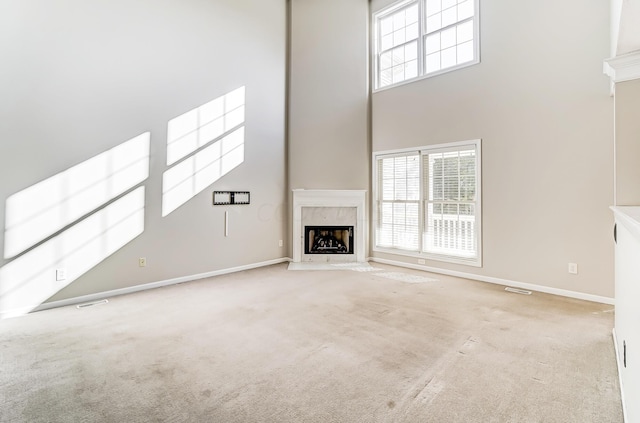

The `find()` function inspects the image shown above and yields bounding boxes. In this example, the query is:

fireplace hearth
[305,226,354,254]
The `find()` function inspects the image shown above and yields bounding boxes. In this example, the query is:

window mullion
[379,38,420,56]
[418,148,425,252]
[426,16,474,36]
[377,1,418,22]
[373,142,481,266]
[417,0,425,78]
[376,14,383,89]
[374,0,479,90]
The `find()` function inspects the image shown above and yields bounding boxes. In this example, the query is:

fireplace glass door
[304,226,354,254]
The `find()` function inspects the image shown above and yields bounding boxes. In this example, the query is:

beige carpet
[0,263,622,422]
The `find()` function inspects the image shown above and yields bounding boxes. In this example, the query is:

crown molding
[604,50,640,83]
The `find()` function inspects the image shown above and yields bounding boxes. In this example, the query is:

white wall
[611,0,623,56]
[615,0,640,56]
[288,0,369,191]
[370,0,615,298]
[0,0,618,315]
[0,0,287,314]
[615,79,640,205]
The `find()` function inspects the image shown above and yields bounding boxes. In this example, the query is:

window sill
[373,58,480,94]
[372,246,482,268]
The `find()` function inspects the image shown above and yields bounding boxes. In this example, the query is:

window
[373,0,479,90]
[373,140,481,266]
[377,2,420,87]
[377,154,421,250]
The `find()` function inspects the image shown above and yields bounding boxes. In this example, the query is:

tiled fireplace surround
[292,189,366,263]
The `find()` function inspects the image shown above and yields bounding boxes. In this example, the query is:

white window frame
[374,151,422,252]
[372,139,482,267]
[372,0,480,92]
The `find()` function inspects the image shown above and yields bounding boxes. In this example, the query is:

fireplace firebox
[304,226,354,254]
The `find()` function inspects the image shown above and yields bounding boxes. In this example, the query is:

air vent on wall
[504,287,532,295]
[76,299,109,309]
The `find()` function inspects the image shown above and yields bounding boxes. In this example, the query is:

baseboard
[32,256,613,315]
[612,328,628,422]
[368,257,615,305]
[33,257,291,314]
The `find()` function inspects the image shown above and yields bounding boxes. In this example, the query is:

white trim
[373,246,481,267]
[613,94,617,204]
[604,50,640,83]
[612,328,629,423]
[372,139,482,267]
[611,206,640,241]
[292,189,367,263]
[15,255,615,318]
[369,257,615,305]
[374,138,480,157]
[372,0,420,91]
[373,59,479,93]
[28,258,290,315]
[372,0,481,92]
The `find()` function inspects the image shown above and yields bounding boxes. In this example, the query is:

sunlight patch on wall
[162,87,246,217]
[4,133,150,259]
[167,86,245,166]
[0,187,145,319]
[162,127,245,217]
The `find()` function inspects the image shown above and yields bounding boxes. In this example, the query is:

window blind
[374,140,481,266]
[423,148,477,258]
[377,154,420,251]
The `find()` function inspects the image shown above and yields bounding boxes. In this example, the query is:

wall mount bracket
[213,191,250,205]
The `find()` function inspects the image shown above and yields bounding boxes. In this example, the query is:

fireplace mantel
[292,189,366,263]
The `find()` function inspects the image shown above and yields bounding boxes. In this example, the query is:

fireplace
[305,226,354,255]
[292,189,366,263]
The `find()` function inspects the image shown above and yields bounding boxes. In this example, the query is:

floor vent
[505,287,532,295]
[76,299,109,309]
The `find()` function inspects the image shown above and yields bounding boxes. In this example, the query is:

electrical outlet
[568,263,578,274]
[418,259,426,265]
[279,239,283,247]
[139,257,147,267]
[55,268,67,281]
